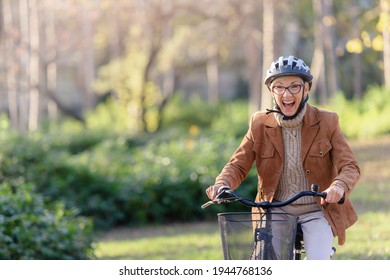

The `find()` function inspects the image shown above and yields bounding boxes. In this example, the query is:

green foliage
[92,41,165,133]
[327,86,390,139]
[0,98,254,231]
[162,94,249,137]
[0,133,126,230]
[0,183,94,260]
[161,95,220,128]
[85,99,137,134]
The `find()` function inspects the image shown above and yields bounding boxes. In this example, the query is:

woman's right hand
[205,185,230,200]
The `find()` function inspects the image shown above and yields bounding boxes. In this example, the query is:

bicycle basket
[218,212,298,260]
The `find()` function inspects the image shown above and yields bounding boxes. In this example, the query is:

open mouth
[282,100,295,109]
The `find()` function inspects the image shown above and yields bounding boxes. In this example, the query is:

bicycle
[202,184,342,260]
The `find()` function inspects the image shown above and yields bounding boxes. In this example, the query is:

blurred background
[0,0,389,260]
[0,0,389,133]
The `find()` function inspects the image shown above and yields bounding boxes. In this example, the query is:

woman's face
[270,76,309,117]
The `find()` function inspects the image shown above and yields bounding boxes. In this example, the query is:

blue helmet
[264,55,313,88]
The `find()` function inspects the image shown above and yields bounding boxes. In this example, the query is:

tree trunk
[19,0,30,132]
[350,6,363,98]
[80,2,96,111]
[44,0,59,121]
[207,44,219,104]
[322,0,339,97]
[140,44,161,132]
[28,0,40,131]
[381,0,390,89]
[261,0,275,112]
[156,0,176,131]
[3,0,19,129]
[311,0,327,104]
[242,2,261,116]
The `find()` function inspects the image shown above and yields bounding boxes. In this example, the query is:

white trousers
[265,209,334,260]
[298,210,334,260]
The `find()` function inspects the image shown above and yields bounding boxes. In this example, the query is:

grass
[332,135,390,259]
[95,135,390,260]
[94,222,223,260]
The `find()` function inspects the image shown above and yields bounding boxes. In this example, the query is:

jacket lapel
[264,114,284,160]
[301,104,320,162]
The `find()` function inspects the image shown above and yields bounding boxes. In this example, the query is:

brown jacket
[215,104,360,245]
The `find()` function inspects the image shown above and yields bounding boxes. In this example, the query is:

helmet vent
[264,55,313,86]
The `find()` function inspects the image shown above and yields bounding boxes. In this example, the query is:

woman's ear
[304,82,310,93]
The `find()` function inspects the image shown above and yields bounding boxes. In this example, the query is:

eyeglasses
[271,84,304,95]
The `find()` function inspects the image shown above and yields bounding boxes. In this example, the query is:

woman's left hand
[322,182,345,204]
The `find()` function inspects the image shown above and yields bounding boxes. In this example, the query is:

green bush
[327,86,390,139]
[5,124,253,227]
[0,183,94,260]
[0,132,127,229]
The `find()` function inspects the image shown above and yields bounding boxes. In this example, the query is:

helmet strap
[266,92,309,120]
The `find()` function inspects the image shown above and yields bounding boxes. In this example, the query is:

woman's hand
[205,185,229,200]
[322,182,345,204]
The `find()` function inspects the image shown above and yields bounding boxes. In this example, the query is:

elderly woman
[206,55,360,259]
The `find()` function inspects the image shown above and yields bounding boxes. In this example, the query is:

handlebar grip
[313,184,344,204]
[319,191,327,198]
[319,191,345,204]
[201,201,214,209]
[338,193,345,204]
[217,185,230,194]
[201,186,231,209]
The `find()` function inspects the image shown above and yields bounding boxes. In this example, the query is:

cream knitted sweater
[273,106,321,216]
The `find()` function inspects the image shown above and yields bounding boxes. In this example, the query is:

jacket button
[319,151,324,157]
[305,169,311,174]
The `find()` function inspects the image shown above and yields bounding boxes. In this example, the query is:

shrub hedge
[0,183,94,259]
[0,126,255,230]
[0,100,255,231]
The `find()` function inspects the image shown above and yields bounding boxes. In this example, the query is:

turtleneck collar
[275,104,306,128]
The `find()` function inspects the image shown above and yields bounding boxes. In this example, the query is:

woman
[205,55,360,259]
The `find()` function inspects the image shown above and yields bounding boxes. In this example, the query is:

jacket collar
[264,113,279,128]
[264,103,319,127]
[303,103,320,127]
[264,104,320,161]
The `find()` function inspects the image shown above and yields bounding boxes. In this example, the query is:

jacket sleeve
[214,114,257,189]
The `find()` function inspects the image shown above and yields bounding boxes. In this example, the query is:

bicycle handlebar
[201,184,344,210]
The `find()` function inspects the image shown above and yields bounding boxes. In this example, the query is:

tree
[260,0,275,112]
[344,0,388,94]
[2,0,19,129]
[27,0,40,131]
[0,0,388,133]
[1,0,92,132]
[236,0,262,115]
[311,0,339,104]
[381,0,390,88]
[93,0,177,133]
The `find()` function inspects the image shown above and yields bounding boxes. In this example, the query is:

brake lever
[201,186,232,209]
[216,186,231,199]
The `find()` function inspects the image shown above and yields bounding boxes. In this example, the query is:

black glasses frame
[271,84,304,95]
